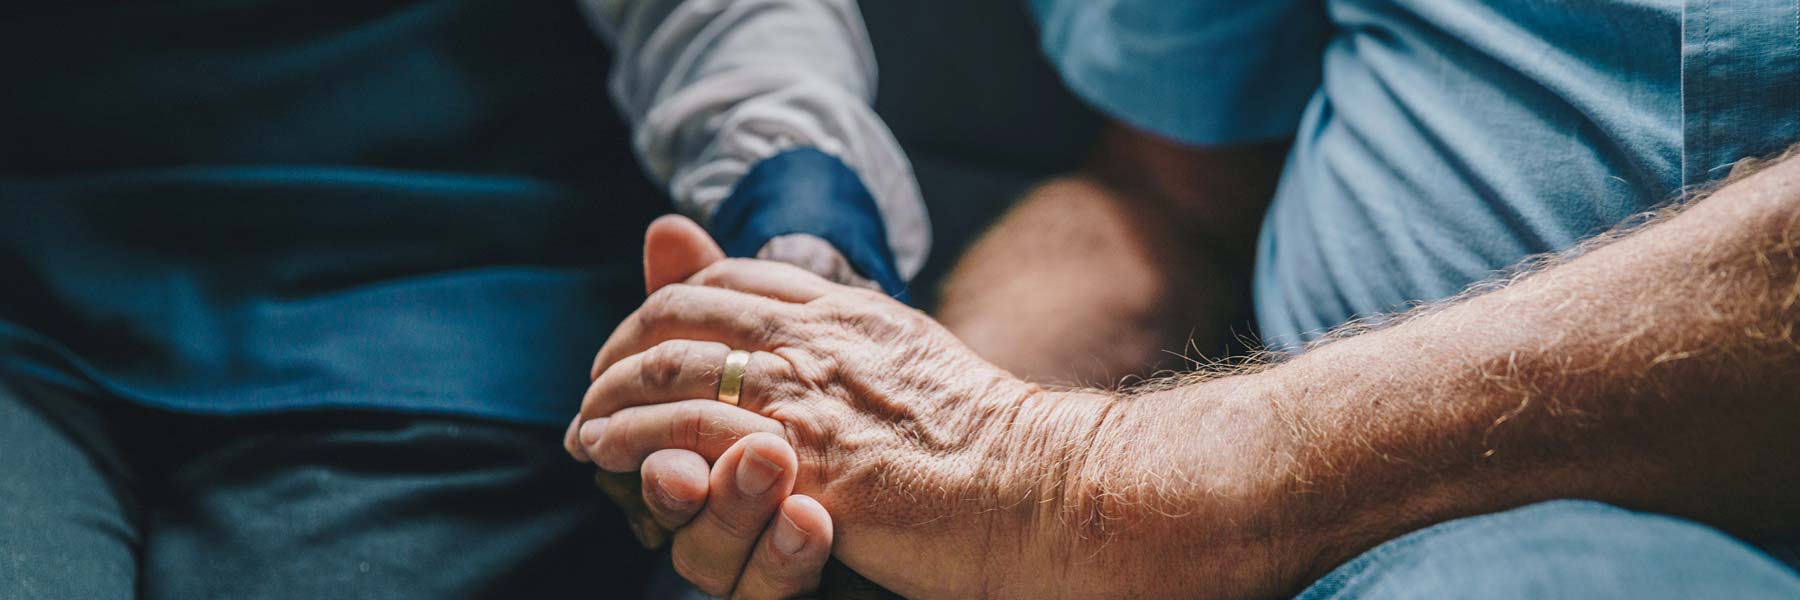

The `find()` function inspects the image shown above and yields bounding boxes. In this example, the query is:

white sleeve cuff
[581,0,930,279]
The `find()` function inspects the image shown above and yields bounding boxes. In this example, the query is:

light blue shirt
[1033,0,1800,348]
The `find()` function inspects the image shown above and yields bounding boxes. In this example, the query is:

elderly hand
[567,217,1308,599]
[563,223,1140,598]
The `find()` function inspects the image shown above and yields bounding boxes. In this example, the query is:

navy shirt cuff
[708,148,910,303]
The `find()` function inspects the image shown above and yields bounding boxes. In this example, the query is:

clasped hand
[561,215,1095,599]
[563,216,1301,600]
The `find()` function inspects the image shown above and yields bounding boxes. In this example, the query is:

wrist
[711,148,909,300]
[961,384,1121,596]
[1051,373,1324,598]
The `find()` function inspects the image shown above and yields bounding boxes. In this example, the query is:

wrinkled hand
[571,216,901,598]
[565,220,1113,599]
[589,223,873,546]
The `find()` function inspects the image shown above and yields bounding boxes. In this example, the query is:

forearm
[1273,150,1800,566]
[1047,151,1800,597]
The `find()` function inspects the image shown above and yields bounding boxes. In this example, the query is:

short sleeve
[1030,0,1330,145]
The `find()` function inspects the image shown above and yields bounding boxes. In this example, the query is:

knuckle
[639,341,690,392]
[767,355,801,386]
[642,286,676,314]
[744,311,788,343]
[670,404,706,451]
[774,348,833,392]
[641,285,689,327]
[593,425,629,468]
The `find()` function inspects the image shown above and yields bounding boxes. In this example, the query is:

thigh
[0,378,139,600]
[1297,500,1800,600]
[139,413,655,600]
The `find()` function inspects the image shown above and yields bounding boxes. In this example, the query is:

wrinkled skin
[566,217,1295,599]
[567,256,1089,597]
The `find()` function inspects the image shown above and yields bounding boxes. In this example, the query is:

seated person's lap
[0,377,653,599]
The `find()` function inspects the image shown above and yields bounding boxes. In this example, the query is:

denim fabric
[1296,500,1800,599]
[0,0,667,424]
[0,376,654,598]
[1031,1,1800,348]
[711,149,910,301]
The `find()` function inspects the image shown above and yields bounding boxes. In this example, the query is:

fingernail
[563,417,585,460]
[653,478,695,512]
[735,448,782,496]
[771,511,808,555]
[579,418,608,447]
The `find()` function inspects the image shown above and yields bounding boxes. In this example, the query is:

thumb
[643,214,726,293]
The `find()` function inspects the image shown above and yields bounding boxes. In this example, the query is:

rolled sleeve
[581,0,929,280]
[1031,0,1330,146]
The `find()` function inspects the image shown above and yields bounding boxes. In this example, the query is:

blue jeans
[1298,500,1800,599]
[0,376,656,599]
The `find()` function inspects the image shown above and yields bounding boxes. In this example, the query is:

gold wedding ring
[718,349,750,406]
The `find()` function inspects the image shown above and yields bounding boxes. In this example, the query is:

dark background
[859,0,1103,309]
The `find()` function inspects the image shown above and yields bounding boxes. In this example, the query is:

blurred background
[859,0,1100,308]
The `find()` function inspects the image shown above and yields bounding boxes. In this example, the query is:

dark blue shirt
[1,0,668,425]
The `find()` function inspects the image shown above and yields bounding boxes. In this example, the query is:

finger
[578,340,794,424]
[564,414,587,462]
[755,234,847,280]
[690,257,840,304]
[588,284,799,381]
[591,471,671,549]
[645,214,725,293]
[670,433,797,598]
[720,241,853,300]
[731,494,834,600]
[581,399,784,472]
[640,449,710,531]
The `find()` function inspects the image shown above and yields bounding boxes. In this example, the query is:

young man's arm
[580,0,927,294]
[936,123,1287,384]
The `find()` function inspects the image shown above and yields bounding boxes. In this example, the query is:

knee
[1299,500,1800,600]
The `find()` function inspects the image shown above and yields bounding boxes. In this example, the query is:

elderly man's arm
[1034,149,1800,595]
[936,123,1286,384]
[575,150,1800,598]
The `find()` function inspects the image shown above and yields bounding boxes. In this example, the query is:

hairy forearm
[1274,150,1800,567]
[1044,151,1800,597]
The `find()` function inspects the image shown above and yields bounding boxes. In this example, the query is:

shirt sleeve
[1030,0,1331,146]
[578,0,929,281]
